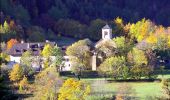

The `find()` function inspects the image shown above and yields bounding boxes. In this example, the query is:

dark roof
[102,24,111,29]
[8,42,56,56]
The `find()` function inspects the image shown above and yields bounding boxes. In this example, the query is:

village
[1,0,170,99]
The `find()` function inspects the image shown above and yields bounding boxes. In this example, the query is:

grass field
[83,79,162,100]
[82,73,170,100]
[61,71,170,100]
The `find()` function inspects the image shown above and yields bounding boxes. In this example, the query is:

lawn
[61,72,170,100]
[83,79,162,100]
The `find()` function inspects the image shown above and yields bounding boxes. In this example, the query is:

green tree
[98,56,128,79]
[20,50,35,76]
[52,45,63,71]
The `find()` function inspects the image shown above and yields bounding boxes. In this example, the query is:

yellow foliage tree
[42,44,53,58]
[19,76,29,91]
[58,78,90,100]
[9,64,23,82]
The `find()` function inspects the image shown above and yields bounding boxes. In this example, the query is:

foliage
[19,76,29,92]
[20,50,35,76]
[34,66,62,100]
[9,64,24,82]
[42,44,53,58]
[129,19,155,42]
[7,38,18,50]
[127,48,150,79]
[20,50,32,67]
[0,52,10,62]
[160,78,170,99]
[58,78,90,100]
[98,56,128,79]
[52,45,63,67]
[66,39,92,70]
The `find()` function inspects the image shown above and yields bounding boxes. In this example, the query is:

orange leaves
[7,38,18,50]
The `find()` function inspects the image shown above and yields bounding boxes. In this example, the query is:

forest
[1,0,170,41]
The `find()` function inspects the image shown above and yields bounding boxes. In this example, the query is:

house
[8,40,56,70]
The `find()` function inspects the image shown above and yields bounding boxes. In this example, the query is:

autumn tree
[58,78,90,100]
[34,66,63,100]
[7,38,18,50]
[42,44,53,68]
[66,39,92,70]
[127,48,149,79]
[3,21,10,33]
[19,76,29,92]
[129,19,155,42]
[9,64,24,82]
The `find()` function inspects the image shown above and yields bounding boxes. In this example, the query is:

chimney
[46,40,49,43]
[21,40,24,43]
[27,43,30,49]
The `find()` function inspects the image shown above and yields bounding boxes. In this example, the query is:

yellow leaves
[114,17,123,26]
[41,44,53,58]
[0,53,10,61]
[58,78,90,100]
[146,35,157,44]
[9,64,23,82]
[19,76,29,89]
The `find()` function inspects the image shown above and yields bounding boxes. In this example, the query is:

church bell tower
[102,24,112,40]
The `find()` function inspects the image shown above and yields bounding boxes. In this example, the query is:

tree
[98,56,128,79]
[20,50,35,76]
[20,50,32,67]
[9,64,23,82]
[52,45,63,70]
[3,21,10,33]
[66,39,92,70]
[34,66,62,100]
[58,78,90,100]
[19,76,29,92]
[127,48,149,79]
[112,36,131,56]
[42,44,53,58]
[7,38,18,50]
[129,19,155,42]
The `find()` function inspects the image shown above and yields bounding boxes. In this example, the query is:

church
[61,24,116,71]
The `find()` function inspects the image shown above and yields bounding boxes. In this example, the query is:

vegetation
[58,78,90,100]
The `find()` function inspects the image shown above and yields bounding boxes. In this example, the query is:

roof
[8,42,56,56]
[102,24,111,29]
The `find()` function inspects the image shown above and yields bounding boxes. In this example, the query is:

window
[104,31,108,38]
